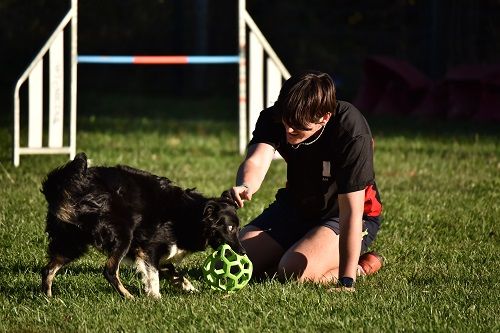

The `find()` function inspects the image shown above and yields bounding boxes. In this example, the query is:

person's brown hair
[276,70,336,130]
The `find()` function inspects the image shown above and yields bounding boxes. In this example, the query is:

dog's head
[203,190,246,254]
[41,152,89,223]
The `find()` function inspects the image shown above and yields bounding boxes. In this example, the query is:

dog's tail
[41,152,88,223]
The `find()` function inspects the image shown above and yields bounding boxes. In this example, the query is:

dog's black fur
[41,152,244,298]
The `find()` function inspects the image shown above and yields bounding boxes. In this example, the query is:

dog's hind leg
[103,236,134,299]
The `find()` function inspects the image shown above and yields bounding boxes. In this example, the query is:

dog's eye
[228,225,234,232]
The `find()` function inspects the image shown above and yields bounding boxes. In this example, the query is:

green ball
[202,244,253,292]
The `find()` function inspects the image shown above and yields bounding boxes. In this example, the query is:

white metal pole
[49,32,65,148]
[13,85,20,167]
[238,0,247,155]
[28,60,44,148]
[70,0,78,160]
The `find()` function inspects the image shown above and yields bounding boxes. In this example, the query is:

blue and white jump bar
[78,55,240,65]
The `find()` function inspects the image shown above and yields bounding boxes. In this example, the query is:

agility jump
[13,0,290,166]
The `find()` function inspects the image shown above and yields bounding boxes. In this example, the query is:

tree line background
[1,0,499,102]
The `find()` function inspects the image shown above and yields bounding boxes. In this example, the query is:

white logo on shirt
[322,161,331,181]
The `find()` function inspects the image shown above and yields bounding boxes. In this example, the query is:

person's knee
[277,252,308,281]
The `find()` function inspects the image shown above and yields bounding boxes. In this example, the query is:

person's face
[282,113,331,145]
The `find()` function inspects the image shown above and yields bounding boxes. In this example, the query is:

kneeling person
[231,70,383,290]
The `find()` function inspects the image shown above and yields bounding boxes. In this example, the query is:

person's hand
[230,184,252,208]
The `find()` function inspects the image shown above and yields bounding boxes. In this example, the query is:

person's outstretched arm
[231,143,275,207]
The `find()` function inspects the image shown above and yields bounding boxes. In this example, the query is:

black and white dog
[40,153,244,298]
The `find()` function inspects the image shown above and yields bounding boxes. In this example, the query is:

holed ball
[202,244,253,292]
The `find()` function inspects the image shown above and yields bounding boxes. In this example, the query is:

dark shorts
[247,191,381,253]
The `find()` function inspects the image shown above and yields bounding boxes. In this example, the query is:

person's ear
[320,112,332,125]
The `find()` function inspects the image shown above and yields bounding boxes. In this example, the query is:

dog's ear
[220,190,239,209]
[71,152,88,174]
[203,201,217,220]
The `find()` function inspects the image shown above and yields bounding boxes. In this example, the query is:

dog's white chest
[163,244,188,263]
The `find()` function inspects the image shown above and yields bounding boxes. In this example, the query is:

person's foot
[357,251,384,276]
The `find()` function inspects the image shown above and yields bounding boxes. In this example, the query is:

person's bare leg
[239,225,284,278]
[277,226,340,284]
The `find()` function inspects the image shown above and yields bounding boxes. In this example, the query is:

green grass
[0,92,499,332]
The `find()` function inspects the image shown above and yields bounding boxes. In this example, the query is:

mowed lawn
[0,92,498,332]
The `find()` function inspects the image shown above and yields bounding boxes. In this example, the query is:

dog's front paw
[146,290,162,299]
[143,281,161,299]
[181,277,198,292]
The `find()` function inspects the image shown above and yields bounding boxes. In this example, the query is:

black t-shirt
[249,100,382,220]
